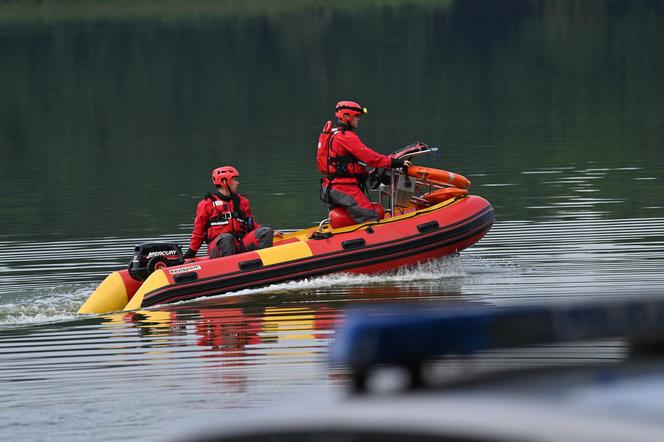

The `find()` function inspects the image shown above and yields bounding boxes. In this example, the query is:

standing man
[184,166,274,259]
[316,100,411,223]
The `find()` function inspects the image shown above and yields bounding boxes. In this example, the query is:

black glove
[390,158,405,169]
[183,249,197,259]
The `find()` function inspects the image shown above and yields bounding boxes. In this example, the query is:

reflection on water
[478,164,663,221]
[467,218,664,301]
[0,303,342,441]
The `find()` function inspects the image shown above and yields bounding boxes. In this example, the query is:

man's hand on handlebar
[390,158,413,169]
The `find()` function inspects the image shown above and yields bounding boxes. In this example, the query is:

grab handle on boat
[417,221,440,233]
[239,259,263,271]
[318,218,331,232]
[311,231,333,240]
[173,272,198,283]
[341,238,366,250]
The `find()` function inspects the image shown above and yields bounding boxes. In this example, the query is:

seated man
[184,166,273,259]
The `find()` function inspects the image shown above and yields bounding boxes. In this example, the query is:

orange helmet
[335,100,367,124]
[212,166,239,188]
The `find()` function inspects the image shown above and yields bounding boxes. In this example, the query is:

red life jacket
[316,121,365,180]
[205,192,253,240]
[316,120,336,175]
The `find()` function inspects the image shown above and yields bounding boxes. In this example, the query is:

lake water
[1,1,664,441]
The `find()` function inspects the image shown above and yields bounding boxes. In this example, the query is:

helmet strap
[218,179,230,196]
[336,119,352,132]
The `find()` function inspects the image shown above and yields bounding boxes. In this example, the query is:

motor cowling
[128,242,184,281]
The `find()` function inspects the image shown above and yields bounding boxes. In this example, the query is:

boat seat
[329,203,385,229]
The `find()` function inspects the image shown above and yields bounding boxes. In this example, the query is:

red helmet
[335,100,367,124]
[211,166,239,188]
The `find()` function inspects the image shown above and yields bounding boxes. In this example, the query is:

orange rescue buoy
[422,187,468,204]
[407,167,471,189]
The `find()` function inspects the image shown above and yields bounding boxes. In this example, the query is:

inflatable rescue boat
[79,143,493,314]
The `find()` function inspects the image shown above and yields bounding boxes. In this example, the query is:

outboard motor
[128,242,184,281]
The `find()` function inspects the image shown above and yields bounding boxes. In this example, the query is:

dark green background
[2,0,663,239]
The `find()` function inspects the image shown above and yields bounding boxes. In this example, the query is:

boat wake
[0,254,505,327]
[173,254,481,306]
[0,284,94,329]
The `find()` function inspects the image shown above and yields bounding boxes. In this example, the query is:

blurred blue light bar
[331,297,664,389]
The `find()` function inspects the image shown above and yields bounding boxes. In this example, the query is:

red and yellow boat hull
[79,195,493,314]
